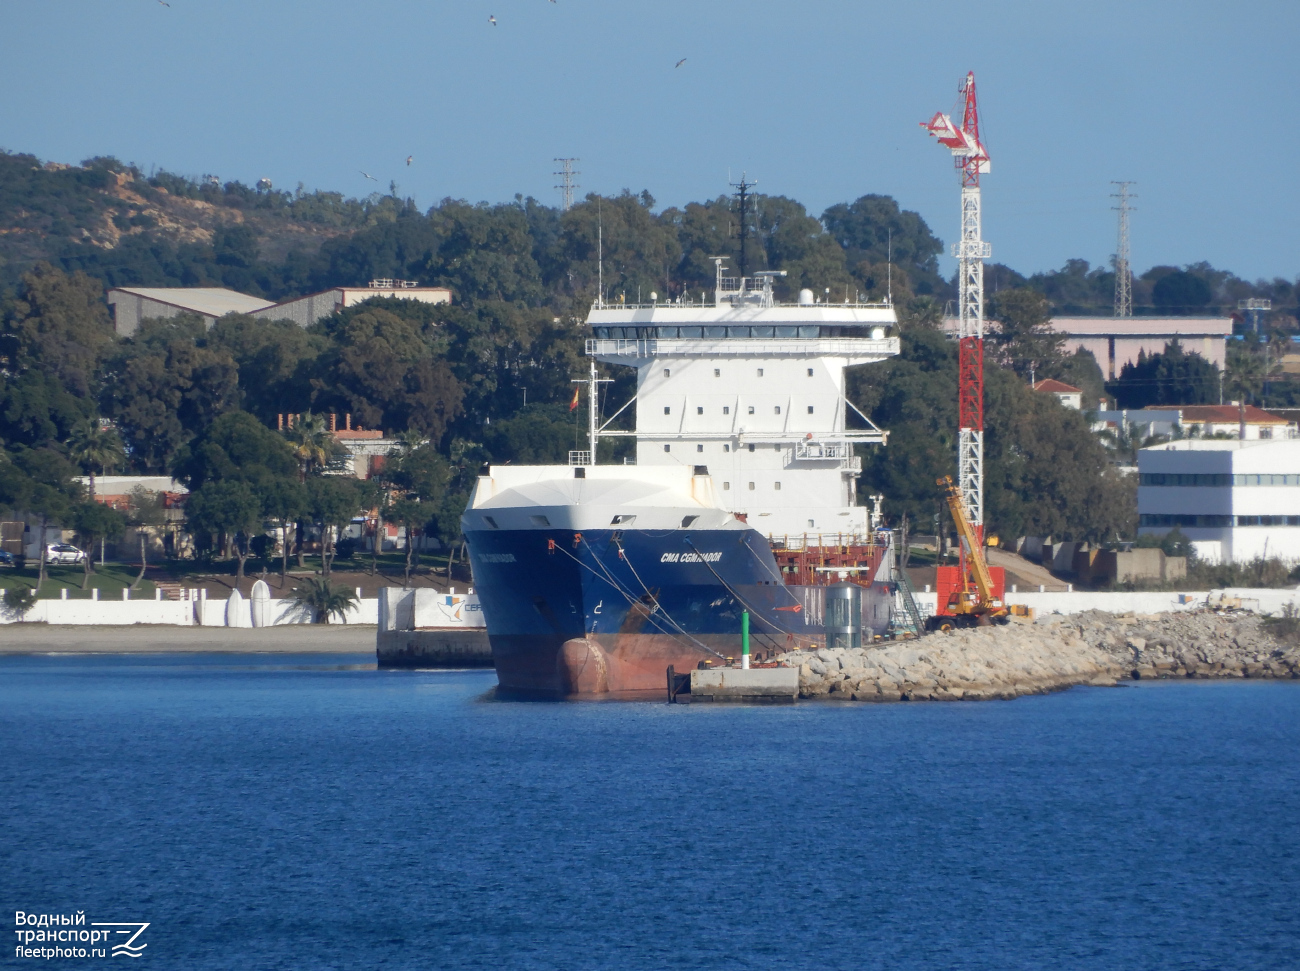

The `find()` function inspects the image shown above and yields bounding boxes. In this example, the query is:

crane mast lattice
[922,71,991,541]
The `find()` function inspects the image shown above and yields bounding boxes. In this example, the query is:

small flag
[569,387,580,411]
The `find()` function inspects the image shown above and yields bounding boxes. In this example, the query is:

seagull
[488,14,496,25]
[675,58,687,68]
[406,156,413,166]
[158,0,170,6]
[360,171,377,181]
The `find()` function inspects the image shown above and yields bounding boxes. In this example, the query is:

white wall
[2,592,381,626]
[913,587,1300,619]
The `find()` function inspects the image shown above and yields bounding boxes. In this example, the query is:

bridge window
[663,444,670,452]
[748,444,755,452]
[748,482,755,490]
[714,369,720,377]
[723,444,730,452]
[757,368,764,377]
[774,406,781,415]
[664,406,670,415]
[696,444,703,452]
[748,406,755,415]
[807,406,814,414]
[663,368,670,377]
[774,482,782,491]
[723,406,730,415]
[697,406,703,415]
[807,368,814,377]
[723,482,730,490]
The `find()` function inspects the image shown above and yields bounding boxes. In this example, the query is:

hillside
[0,152,405,298]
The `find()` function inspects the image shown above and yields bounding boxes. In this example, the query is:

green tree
[125,485,169,590]
[989,288,1064,381]
[380,442,449,583]
[1152,270,1212,314]
[259,476,308,584]
[102,317,240,471]
[281,412,342,480]
[12,447,81,590]
[186,480,262,580]
[315,307,464,440]
[175,410,299,491]
[821,195,946,296]
[65,419,125,499]
[306,476,360,577]
[853,327,1134,543]
[1110,340,1219,408]
[72,499,125,588]
[287,577,358,624]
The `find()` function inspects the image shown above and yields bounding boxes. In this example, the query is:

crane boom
[937,476,1000,616]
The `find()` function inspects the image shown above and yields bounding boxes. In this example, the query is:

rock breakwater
[773,610,1300,702]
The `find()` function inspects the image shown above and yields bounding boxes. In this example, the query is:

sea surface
[2,653,1298,970]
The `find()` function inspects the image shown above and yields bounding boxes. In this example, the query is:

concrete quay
[775,609,1300,702]
[685,666,799,703]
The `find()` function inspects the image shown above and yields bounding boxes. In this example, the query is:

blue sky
[2,0,1296,280]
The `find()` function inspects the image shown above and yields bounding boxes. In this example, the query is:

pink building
[944,315,1232,379]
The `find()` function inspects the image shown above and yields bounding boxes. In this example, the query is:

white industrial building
[254,280,451,328]
[107,287,274,336]
[107,280,451,336]
[1137,439,1300,563]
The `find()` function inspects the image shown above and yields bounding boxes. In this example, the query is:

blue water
[2,655,1298,970]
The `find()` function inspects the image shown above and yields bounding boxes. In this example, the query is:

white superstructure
[585,266,899,541]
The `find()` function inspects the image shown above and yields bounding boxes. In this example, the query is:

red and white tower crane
[922,71,991,541]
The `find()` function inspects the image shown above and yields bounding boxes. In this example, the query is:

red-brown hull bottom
[490,632,821,699]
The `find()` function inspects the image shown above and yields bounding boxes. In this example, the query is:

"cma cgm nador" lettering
[660,551,722,563]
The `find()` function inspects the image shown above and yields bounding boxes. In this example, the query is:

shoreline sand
[0,625,377,654]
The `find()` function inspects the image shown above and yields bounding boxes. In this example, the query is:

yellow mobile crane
[933,475,1009,627]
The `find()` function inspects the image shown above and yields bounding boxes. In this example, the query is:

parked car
[45,544,86,565]
[0,550,15,568]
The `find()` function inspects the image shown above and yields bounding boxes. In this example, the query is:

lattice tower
[1111,182,1137,318]
[554,158,580,211]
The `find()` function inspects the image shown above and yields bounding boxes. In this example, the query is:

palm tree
[283,412,342,481]
[66,419,126,500]
[287,577,359,624]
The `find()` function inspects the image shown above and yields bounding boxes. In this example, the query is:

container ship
[462,264,905,697]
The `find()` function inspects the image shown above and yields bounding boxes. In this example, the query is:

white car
[45,544,86,565]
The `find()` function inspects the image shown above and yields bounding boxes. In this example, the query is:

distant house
[106,287,274,337]
[1092,405,1294,443]
[1032,378,1083,409]
[277,412,405,480]
[254,280,452,329]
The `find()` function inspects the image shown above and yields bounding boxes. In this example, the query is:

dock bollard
[741,611,750,670]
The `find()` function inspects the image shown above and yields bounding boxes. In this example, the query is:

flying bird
[406,156,413,166]
[488,14,496,25]
[157,0,170,6]
[675,58,687,68]
[360,171,378,181]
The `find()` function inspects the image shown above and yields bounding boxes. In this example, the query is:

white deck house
[1137,439,1300,563]
[586,267,899,541]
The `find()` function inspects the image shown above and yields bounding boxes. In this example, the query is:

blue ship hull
[465,526,890,697]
